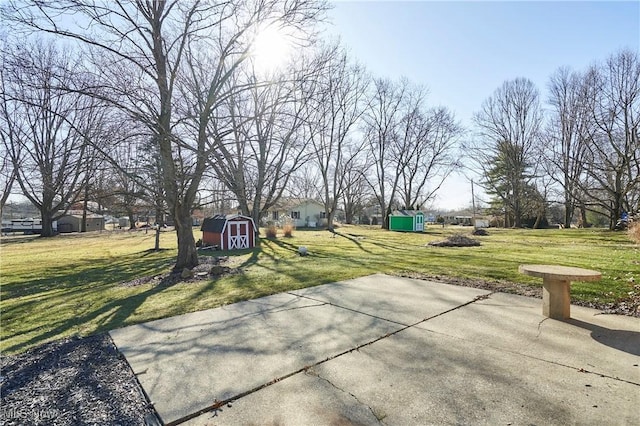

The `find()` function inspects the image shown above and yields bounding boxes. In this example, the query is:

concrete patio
[110,274,640,425]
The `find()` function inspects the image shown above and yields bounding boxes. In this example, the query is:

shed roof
[61,214,105,219]
[201,214,255,233]
[391,210,423,217]
[201,215,227,233]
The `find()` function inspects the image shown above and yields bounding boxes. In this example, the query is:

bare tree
[108,139,149,229]
[396,105,462,210]
[470,78,544,228]
[341,160,370,224]
[306,45,370,228]
[363,77,408,229]
[362,78,460,227]
[545,67,595,228]
[2,40,101,236]
[581,50,640,228]
[0,54,18,217]
[288,164,322,200]
[5,0,327,269]
[206,64,315,230]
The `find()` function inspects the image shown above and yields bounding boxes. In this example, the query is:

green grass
[1,226,638,354]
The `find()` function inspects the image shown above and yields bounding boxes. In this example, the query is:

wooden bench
[519,265,602,320]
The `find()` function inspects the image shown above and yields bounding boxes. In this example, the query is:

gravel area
[2,272,637,426]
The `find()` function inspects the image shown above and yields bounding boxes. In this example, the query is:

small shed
[201,214,257,250]
[389,210,425,232]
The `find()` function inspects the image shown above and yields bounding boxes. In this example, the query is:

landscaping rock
[181,268,193,279]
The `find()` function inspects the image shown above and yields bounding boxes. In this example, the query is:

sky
[324,0,640,210]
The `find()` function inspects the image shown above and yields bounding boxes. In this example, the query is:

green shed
[389,210,425,232]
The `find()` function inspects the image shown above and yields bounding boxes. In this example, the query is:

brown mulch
[120,255,240,288]
[0,334,158,426]
[395,271,640,317]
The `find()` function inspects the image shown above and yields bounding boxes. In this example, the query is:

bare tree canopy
[363,77,410,229]
[470,77,544,228]
[363,77,461,228]
[206,61,318,230]
[1,40,100,236]
[4,0,328,268]
[305,43,370,228]
[545,66,594,228]
[0,52,18,216]
[581,49,640,228]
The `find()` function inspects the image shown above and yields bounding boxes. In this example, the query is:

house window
[291,211,300,219]
[320,211,326,219]
[272,211,279,220]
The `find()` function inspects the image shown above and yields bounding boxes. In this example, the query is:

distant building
[263,198,326,228]
[57,213,105,233]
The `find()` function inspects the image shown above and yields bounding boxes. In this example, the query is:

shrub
[266,225,277,239]
[283,223,294,238]
[629,221,640,244]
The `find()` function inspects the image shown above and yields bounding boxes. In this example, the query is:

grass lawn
[1,225,638,354]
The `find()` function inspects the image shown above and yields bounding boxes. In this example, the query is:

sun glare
[251,25,292,74]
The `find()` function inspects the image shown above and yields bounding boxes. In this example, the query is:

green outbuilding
[389,210,425,232]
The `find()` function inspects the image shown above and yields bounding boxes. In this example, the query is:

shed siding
[389,216,414,231]
[202,231,222,247]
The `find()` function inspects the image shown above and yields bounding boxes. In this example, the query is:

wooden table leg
[542,279,571,319]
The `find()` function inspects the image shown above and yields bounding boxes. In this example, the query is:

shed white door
[415,214,424,231]
[228,221,249,249]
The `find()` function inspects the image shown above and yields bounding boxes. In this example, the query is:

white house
[265,198,326,228]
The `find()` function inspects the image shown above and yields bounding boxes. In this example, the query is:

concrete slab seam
[498,350,640,387]
[269,301,328,313]
[415,327,640,388]
[286,292,410,326]
[162,292,496,425]
[304,367,386,425]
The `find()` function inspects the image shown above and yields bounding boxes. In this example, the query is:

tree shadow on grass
[2,250,180,354]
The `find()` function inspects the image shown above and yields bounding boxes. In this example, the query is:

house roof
[268,198,324,211]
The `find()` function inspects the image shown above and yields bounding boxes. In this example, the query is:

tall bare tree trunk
[174,212,197,270]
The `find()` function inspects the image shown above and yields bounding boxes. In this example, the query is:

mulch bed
[0,334,157,426]
[120,255,240,288]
